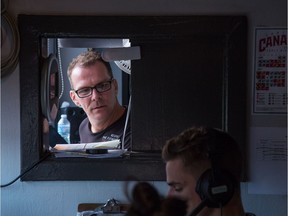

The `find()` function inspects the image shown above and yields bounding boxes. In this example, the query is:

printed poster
[253,28,287,114]
[248,127,287,195]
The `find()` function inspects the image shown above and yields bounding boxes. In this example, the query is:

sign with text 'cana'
[253,27,287,114]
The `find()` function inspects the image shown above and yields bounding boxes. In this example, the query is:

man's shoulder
[246,213,256,216]
[79,117,89,131]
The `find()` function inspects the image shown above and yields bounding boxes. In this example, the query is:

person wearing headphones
[67,51,131,149]
[162,126,255,216]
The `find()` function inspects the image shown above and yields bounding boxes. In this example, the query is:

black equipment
[189,128,236,216]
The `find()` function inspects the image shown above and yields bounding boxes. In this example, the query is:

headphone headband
[195,128,236,208]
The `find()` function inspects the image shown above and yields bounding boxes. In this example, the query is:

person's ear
[70,90,81,107]
[113,79,118,94]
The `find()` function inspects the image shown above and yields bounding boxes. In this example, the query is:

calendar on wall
[253,27,287,114]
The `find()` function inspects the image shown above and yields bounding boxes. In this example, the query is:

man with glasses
[67,51,131,149]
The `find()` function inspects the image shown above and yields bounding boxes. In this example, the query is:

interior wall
[1,0,287,216]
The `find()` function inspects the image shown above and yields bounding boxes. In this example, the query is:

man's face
[166,158,203,214]
[70,62,118,129]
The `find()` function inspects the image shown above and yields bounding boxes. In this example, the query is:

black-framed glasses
[74,79,114,98]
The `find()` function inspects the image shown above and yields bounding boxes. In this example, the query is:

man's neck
[194,195,245,216]
[91,104,125,133]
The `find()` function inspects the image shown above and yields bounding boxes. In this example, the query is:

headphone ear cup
[196,168,235,208]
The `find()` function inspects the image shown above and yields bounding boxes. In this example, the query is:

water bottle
[57,114,70,144]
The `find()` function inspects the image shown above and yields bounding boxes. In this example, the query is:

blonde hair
[67,50,113,88]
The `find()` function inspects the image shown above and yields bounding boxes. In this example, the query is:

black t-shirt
[79,108,131,149]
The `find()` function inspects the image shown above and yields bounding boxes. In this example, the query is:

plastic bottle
[57,114,70,144]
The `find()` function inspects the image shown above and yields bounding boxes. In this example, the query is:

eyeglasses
[74,79,114,98]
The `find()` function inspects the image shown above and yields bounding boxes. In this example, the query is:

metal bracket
[101,198,121,213]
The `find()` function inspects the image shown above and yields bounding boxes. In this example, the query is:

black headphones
[195,128,236,209]
[196,168,235,208]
